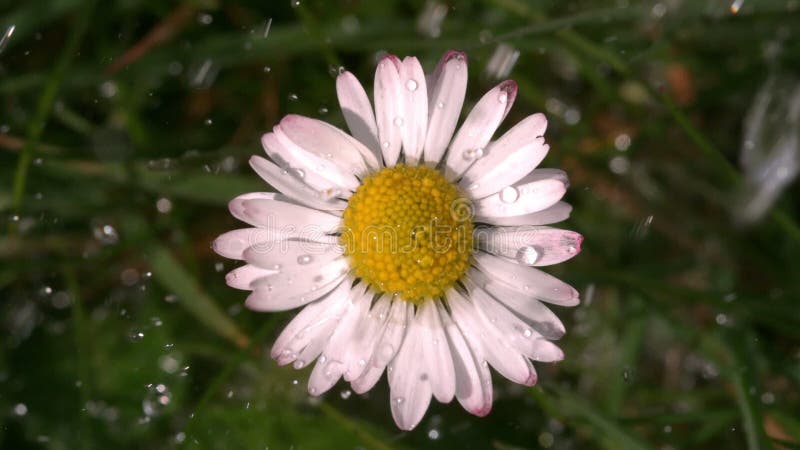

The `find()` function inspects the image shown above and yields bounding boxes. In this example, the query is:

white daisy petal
[308,359,345,396]
[351,299,410,394]
[445,80,518,180]
[213,227,338,260]
[243,239,342,271]
[280,114,377,176]
[249,155,348,211]
[228,192,277,224]
[343,295,392,382]
[245,258,349,311]
[309,286,371,395]
[468,267,565,339]
[473,252,579,306]
[398,56,428,165]
[480,201,573,226]
[337,70,381,160]
[374,54,404,167]
[436,302,492,417]
[448,288,537,386]
[237,196,341,233]
[264,129,358,194]
[388,307,433,431]
[474,170,568,220]
[418,300,455,403]
[224,264,277,290]
[460,113,549,198]
[424,51,468,165]
[270,280,352,365]
[467,282,565,362]
[475,226,583,266]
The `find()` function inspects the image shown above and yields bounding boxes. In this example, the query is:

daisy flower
[213,51,583,430]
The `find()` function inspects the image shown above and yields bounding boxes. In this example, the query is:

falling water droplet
[0,25,16,55]
[500,186,519,203]
[516,246,539,265]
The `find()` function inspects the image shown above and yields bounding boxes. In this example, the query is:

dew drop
[516,246,539,265]
[382,141,390,148]
[340,389,352,400]
[297,254,313,265]
[437,101,445,109]
[393,117,404,127]
[288,93,298,101]
[500,186,519,203]
[394,397,405,404]
[462,148,484,161]
[405,79,418,91]
[498,92,508,104]
[128,329,145,342]
[294,168,305,179]
[523,328,533,338]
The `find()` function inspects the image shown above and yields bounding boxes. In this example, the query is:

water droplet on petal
[297,254,313,265]
[462,148,484,161]
[516,246,539,265]
[500,186,519,203]
[405,79,418,91]
[393,117,404,127]
[498,92,508,104]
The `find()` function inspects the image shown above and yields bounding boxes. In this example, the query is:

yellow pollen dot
[340,165,473,304]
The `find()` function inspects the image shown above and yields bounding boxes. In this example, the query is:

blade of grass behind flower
[148,243,249,348]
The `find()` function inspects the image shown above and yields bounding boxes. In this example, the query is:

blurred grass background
[2,0,800,449]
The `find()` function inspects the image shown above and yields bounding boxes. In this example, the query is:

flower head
[213,51,583,430]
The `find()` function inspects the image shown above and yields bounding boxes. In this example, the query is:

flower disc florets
[340,165,473,303]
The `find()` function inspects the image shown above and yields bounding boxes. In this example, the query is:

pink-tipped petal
[473,252,580,307]
[475,226,583,266]
[460,113,549,198]
[424,51,468,165]
[445,80,517,179]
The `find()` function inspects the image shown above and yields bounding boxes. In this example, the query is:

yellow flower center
[340,165,473,304]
